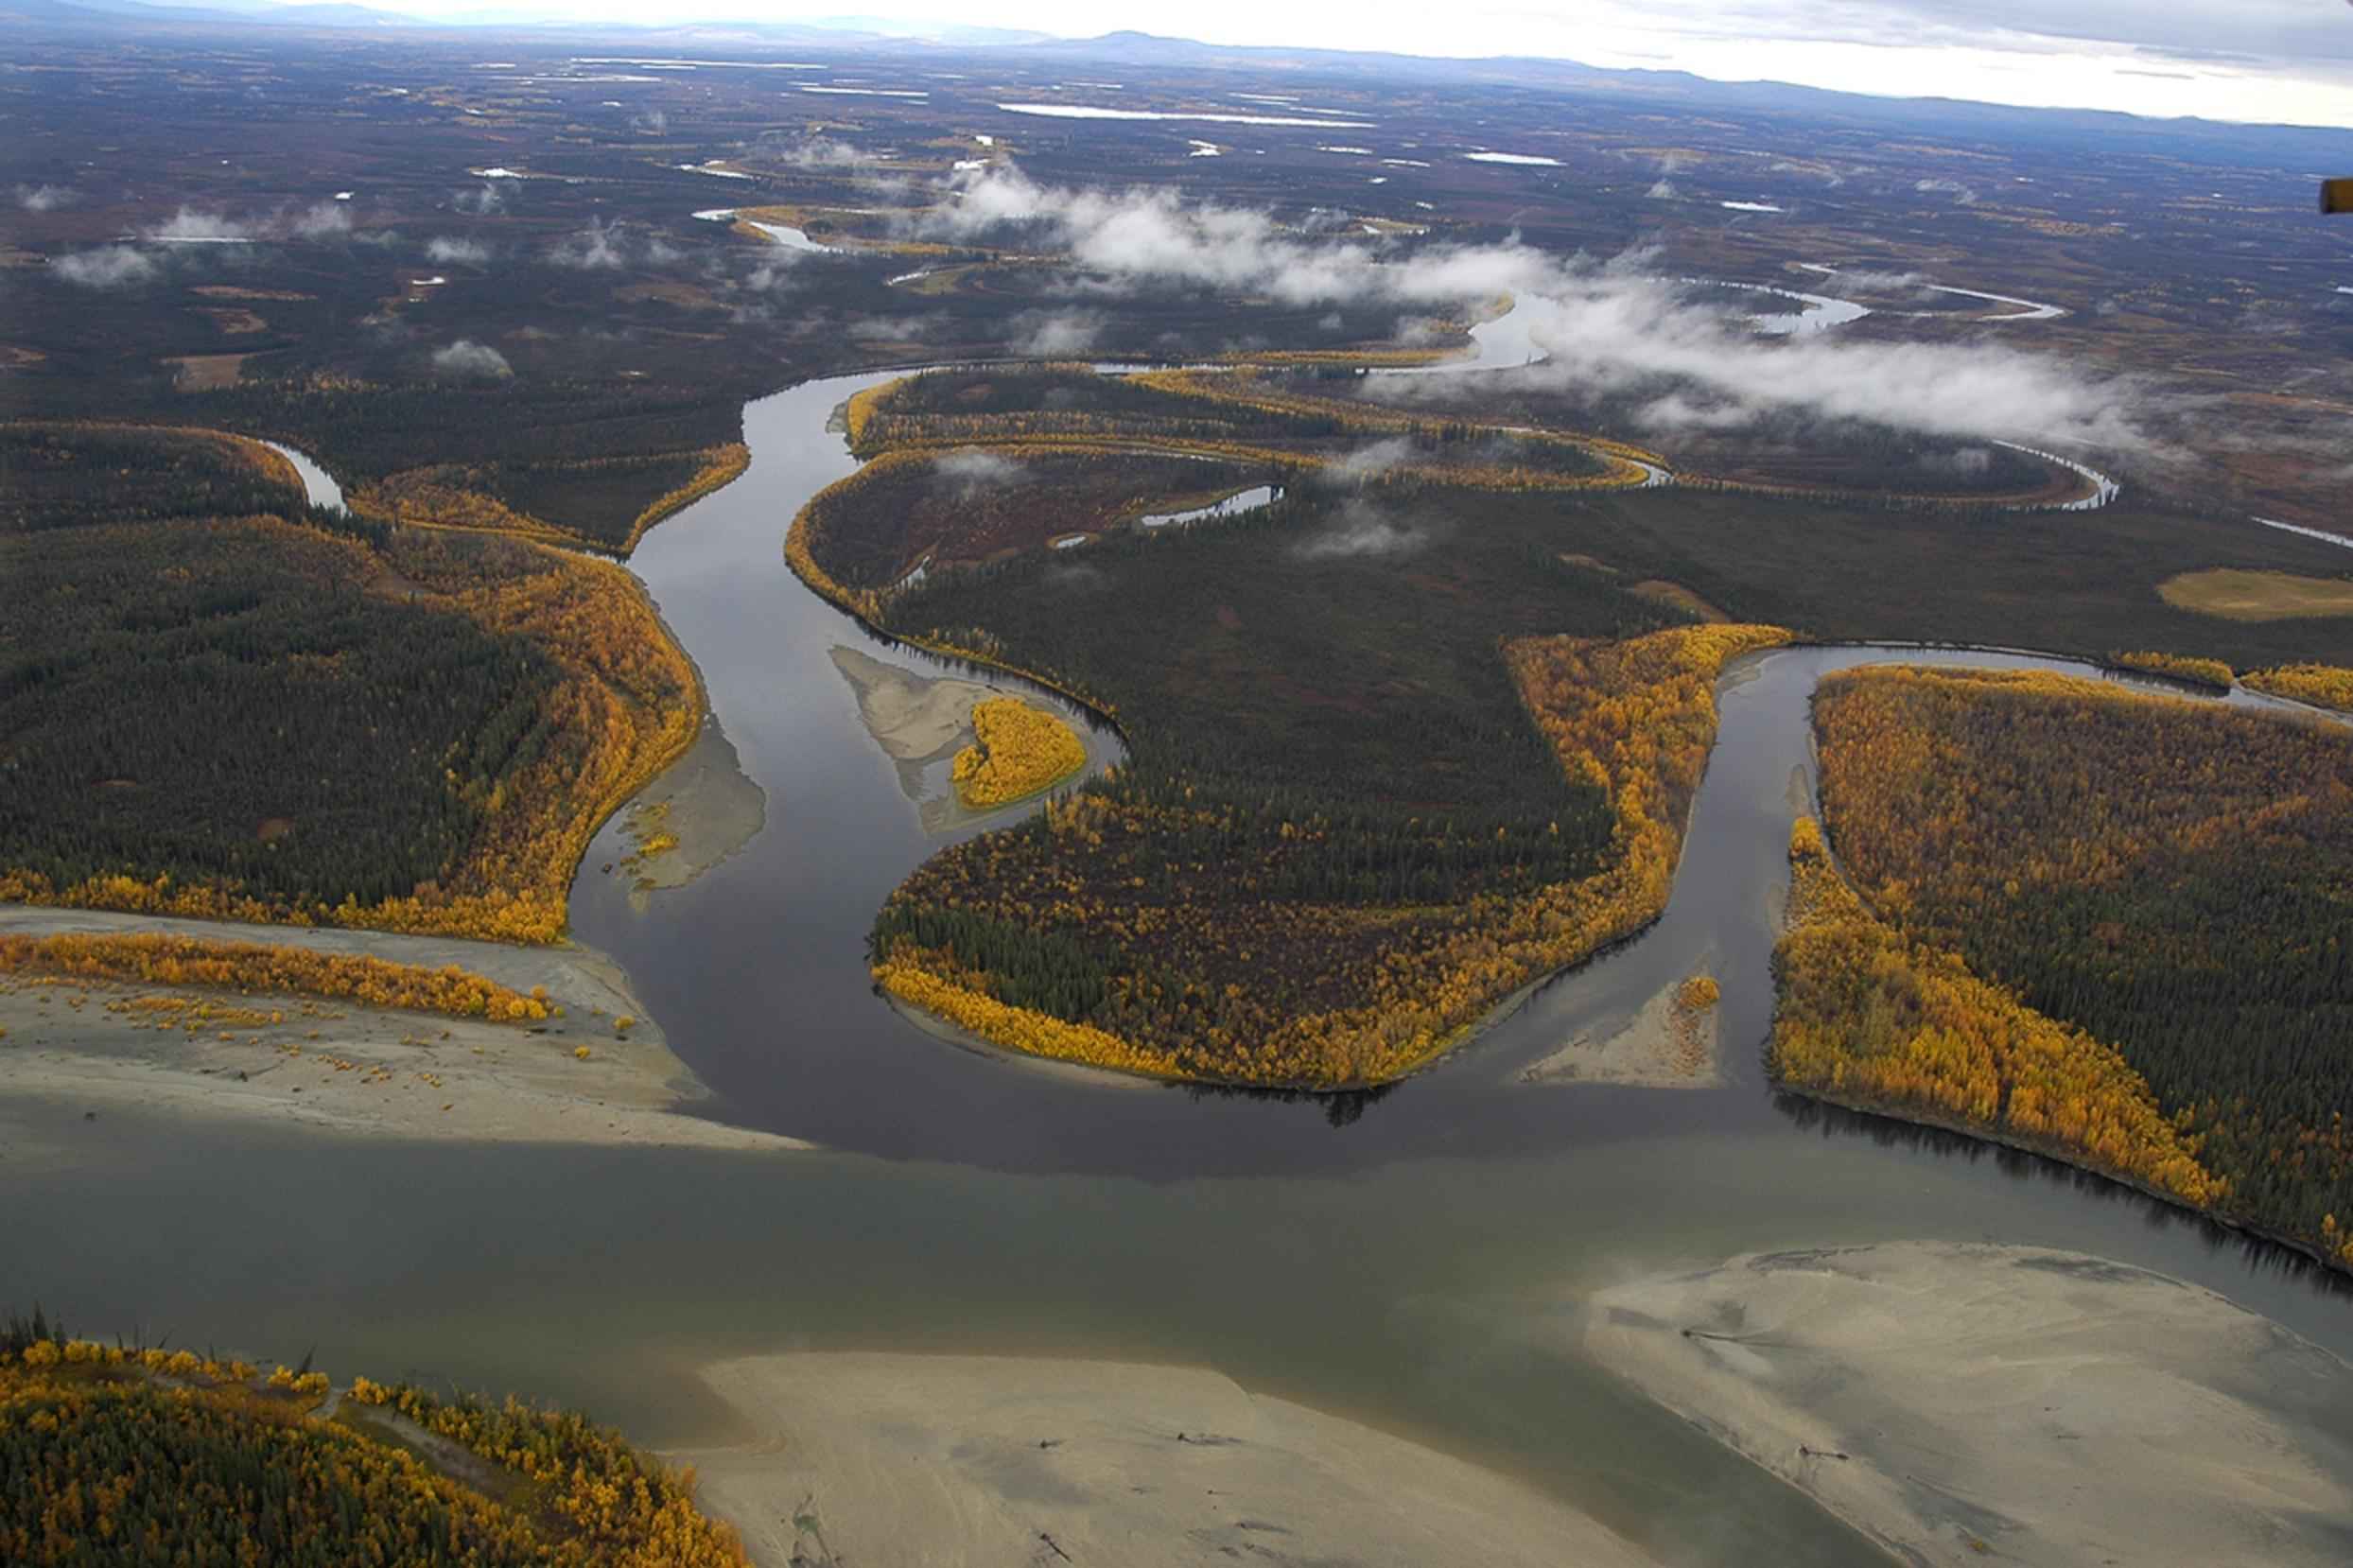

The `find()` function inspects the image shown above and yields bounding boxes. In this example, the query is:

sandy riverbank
[672,1350,1665,1568]
[616,710,768,902]
[830,644,995,762]
[829,643,1108,835]
[1522,967,1721,1089]
[828,644,999,833]
[1585,1242,2353,1567]
[0,907,810,1154]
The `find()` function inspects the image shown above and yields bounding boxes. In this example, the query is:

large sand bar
[677,1350,1665,1567]
[1587,1242,2353,1567]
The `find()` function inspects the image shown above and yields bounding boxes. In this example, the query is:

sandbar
[618,711,767,900]
[1523,968,1721,1089]
[829,644,1091,834]
[673,1350,1664,1567]
[829,644,993,763]
[0,906,809,1155]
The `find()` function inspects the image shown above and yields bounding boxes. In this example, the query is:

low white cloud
[776,136,880,168]
[1501,283,2146,450]
[148,207,253,241]
[933,447,1024,487]
[1923,446,1994,476]
[16,184,72,212]
[1817,269,1927,293]
[1323,437,1418,480]
[549,218,629,269]
[923,166,2144,454]
[1291,502,1430,560]
[52,245,160,288]
[928,166,1550,307]
[933,446,1031,501]
[454,182,506,215]
[290,200,351,239]
[1009,307,1104,356]
[1914,178,1978,204]
[430,339,513,379]
[1646,180,1681,200]
[427,236,489,265]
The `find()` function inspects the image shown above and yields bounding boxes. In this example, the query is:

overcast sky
[392,0,2353,128]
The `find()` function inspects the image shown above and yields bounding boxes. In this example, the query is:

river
[8,367,2349,1568]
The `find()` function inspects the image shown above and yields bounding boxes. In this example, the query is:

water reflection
[1776,1093,2353,1298]
[1177,1079,1400,1128]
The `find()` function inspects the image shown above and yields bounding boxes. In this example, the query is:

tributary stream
[8,364,2348,1567]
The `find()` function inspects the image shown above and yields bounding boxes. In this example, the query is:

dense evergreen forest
[852,364,1290,450]
[0,426,699,942]
[892,495,1660,878]
[0,1318,747,1567]
[186,381,748,551]
[1427,484,2353,674]
[352,443,746,554]
[818,357,2353,1088]
[1810,667,2353,1265]
[803,446,1272,589]
[863,484,1730,1083]
[1,423,354,537]
[2,513,558,911]
[849,364,1616,481]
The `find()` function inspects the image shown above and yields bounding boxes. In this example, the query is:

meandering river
[9,361,2349,1568]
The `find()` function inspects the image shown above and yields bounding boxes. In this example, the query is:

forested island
[1779,665,2353,1268]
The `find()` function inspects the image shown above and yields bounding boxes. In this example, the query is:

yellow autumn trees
[352,443,751,557]
[1676,974,1720,1011]
[1126,367,1663,488]
[620,443,750,554]
[1787,663,2353,1271]
[874,954,1184,1077]
[2111,650,2235,689]
[951,698,1088,808]
[0,1332,749,1568]
[352,471,580,547]
[0,932,549,1020]
[344,538,701,943]
[873,623,1791,1086]
[2243,661,2353,713]
[2,531,698,945]
[1771,815,2221,1206]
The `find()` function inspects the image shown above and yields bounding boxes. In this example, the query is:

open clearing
[1628,579,1730,622]
[164,353,252,389]
[2158,567,2353,620]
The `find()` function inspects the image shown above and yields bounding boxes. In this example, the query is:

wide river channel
[8,363,2349,1566]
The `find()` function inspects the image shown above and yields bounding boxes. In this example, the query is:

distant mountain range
[5,0,1051,39]
[9,3,2352,156]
